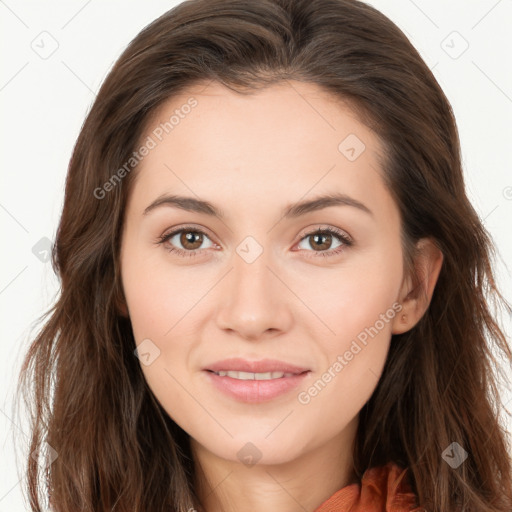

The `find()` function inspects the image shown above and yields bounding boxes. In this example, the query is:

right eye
[156,226,216,257]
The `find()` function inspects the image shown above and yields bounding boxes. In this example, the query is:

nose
[215,245,293,341]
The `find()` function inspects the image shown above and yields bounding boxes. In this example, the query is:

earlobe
[392,312,410,335]
[392,238,443,335]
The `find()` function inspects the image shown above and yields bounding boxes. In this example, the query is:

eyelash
[156,225,353,259]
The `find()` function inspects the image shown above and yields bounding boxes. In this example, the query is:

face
[120,80,406,467]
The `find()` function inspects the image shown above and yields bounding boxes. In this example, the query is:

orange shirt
[313,462,423,512]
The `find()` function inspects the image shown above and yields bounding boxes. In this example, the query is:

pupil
[313,233,330,250]
[182,231,202,249]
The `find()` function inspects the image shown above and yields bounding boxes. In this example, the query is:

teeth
[214,371,296,380]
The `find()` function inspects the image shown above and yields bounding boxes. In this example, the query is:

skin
[119,80,443,512]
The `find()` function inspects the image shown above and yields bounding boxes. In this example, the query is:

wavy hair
[15,0,512,510]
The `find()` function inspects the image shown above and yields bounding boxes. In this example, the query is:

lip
[203,357,310,374]
[203,370,310,403]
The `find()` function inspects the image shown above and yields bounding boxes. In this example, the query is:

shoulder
[313,461,424,512]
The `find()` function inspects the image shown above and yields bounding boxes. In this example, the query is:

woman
[16,0,512,511]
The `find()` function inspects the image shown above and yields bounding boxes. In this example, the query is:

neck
[191,417,359,512]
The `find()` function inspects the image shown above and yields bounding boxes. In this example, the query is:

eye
[156,225,216,257]
[295,226,353,258]
[156,225,353,259]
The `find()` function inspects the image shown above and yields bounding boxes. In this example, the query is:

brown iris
[180,230,204,250]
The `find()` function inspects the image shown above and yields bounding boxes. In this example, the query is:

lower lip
[203,370,310,403]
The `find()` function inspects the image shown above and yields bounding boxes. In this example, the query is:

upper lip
[203,358,310,374]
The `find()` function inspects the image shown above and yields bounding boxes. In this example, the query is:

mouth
[203,369,311,403]
[205,369,308,380]
[203,357,310,375]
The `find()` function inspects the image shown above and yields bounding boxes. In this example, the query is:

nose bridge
[215,235,292,338]
[233,243,273,296]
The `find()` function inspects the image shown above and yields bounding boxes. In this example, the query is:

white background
[1,0,511,510]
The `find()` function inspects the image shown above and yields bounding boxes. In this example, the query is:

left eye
[296,227,352,256]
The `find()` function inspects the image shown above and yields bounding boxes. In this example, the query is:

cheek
[121,250,197,420]
[294,241,403,346]
[295,295,398,443]
[120,246,209,400]
[293,244,402,411]
[121,244,205,341]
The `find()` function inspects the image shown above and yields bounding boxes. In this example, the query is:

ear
[113,281,130,318]
[391,237,443,335]
[116,297,129,318]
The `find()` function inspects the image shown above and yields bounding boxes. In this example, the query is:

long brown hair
[15,0,512,510]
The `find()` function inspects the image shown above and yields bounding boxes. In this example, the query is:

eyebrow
[143,192,373,219]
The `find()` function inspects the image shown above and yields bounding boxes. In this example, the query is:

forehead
[128,80,393,221]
